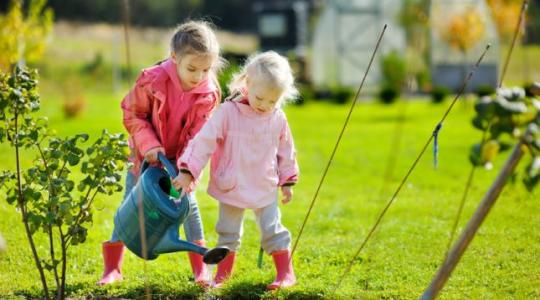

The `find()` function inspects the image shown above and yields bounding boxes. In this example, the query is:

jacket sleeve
[178,105,225,179]
[277,115,299,186]
[121,72,162,155]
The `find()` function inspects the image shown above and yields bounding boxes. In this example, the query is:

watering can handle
[157,153,184,200]
[140,153,179,178]
[157,152,178,178]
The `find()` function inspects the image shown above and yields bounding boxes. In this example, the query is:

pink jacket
[121,58,220,175]
[179,100,299,209]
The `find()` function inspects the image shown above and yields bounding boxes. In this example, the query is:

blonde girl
[173,51,299,289]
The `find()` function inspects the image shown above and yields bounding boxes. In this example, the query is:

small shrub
[314,89,332,101]
[331,86,354,104]
[381,51,407,92]
[62,78,86,118]
[475,84,495,97]
[296,84,314,105]
[416,69,431,92]
[431,86,450,103]
[218,62,240,100]
[0,67,128,300]
[81,52,105,77]
[63,97,86,118]
[378,84,400,104]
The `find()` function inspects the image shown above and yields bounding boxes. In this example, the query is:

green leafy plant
[431,86,450,104]
[218,62,240,101]
[470,86,540,191]
[0,67,128,299]
[296,83,314,105]
[380,51,407,94]
[474,84,496,98]
[330,86,354,105]
[378,84,400,104]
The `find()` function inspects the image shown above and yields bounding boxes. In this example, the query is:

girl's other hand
[281,186,293,204]
[144,147,165,164]
[172,173,194,194]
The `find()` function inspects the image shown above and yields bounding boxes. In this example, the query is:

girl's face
[172,52,214,91]
[246,77,283,114]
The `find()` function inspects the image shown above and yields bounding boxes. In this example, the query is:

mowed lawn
[0,91,539,299]
[0,21,539,299]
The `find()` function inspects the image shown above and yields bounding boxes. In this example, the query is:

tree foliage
[441,9,486,53]
[0,0,53,72]
[470,87,540,191]
[486,0,524,43]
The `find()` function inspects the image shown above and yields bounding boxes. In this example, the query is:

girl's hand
[172,173,194,194]
[144,147,165,164]
[281,186,293,204]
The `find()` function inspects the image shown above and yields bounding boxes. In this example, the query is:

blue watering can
[114,153,229,264]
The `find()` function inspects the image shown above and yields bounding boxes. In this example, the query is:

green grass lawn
[1,91,539,299]
[1,22,539,299]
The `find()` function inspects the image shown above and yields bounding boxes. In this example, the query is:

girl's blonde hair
[228,51,298,106]
[170,20,226,72]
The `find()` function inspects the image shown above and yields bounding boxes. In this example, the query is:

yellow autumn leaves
[441,9,486,53]
[487,0,523,42]
[0,0,53,72]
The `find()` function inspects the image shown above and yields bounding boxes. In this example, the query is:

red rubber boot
[212,252,236,288]
[188,240,210,287]
[97,241,125,285]
[267,249,296,290]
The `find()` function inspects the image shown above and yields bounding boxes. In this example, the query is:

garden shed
[311,0,406,90]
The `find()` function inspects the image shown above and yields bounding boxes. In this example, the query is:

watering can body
[114,153,228,263]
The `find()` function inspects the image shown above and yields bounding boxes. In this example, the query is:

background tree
[486,0,524,43]
[439,9,486,82]
[0,0,53,72]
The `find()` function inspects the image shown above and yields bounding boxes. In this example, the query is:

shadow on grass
[8,281,329,299]
[215,281,327,300]
[9,283,203,300]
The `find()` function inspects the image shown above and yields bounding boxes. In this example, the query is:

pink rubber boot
[97,241,125,285]
[267,249,296,290]
[188,240,210,287]
[212,252,236,288]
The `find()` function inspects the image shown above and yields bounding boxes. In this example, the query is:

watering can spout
[153,224,230,264]
[153,225,206,256]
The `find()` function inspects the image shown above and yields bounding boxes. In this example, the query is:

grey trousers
[216,201,291,254]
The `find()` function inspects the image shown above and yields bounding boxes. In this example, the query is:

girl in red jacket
[98,20,224,287]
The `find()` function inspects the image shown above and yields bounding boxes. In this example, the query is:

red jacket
[121,58,221,175]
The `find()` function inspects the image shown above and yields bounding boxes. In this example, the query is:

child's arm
[277,115,299,204]
[172,170,195,193]
[173,105,226,189]
[281,185,293,204]
[120,74,163,161]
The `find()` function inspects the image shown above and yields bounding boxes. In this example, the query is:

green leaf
[51,149,62,159]
[66,152,80,166]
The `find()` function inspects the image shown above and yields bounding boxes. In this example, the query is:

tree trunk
[14,111,50,300]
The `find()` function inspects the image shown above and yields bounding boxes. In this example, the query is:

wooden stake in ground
[421,141,526,299]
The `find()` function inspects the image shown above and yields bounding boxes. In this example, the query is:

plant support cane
[421,141,526,299]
